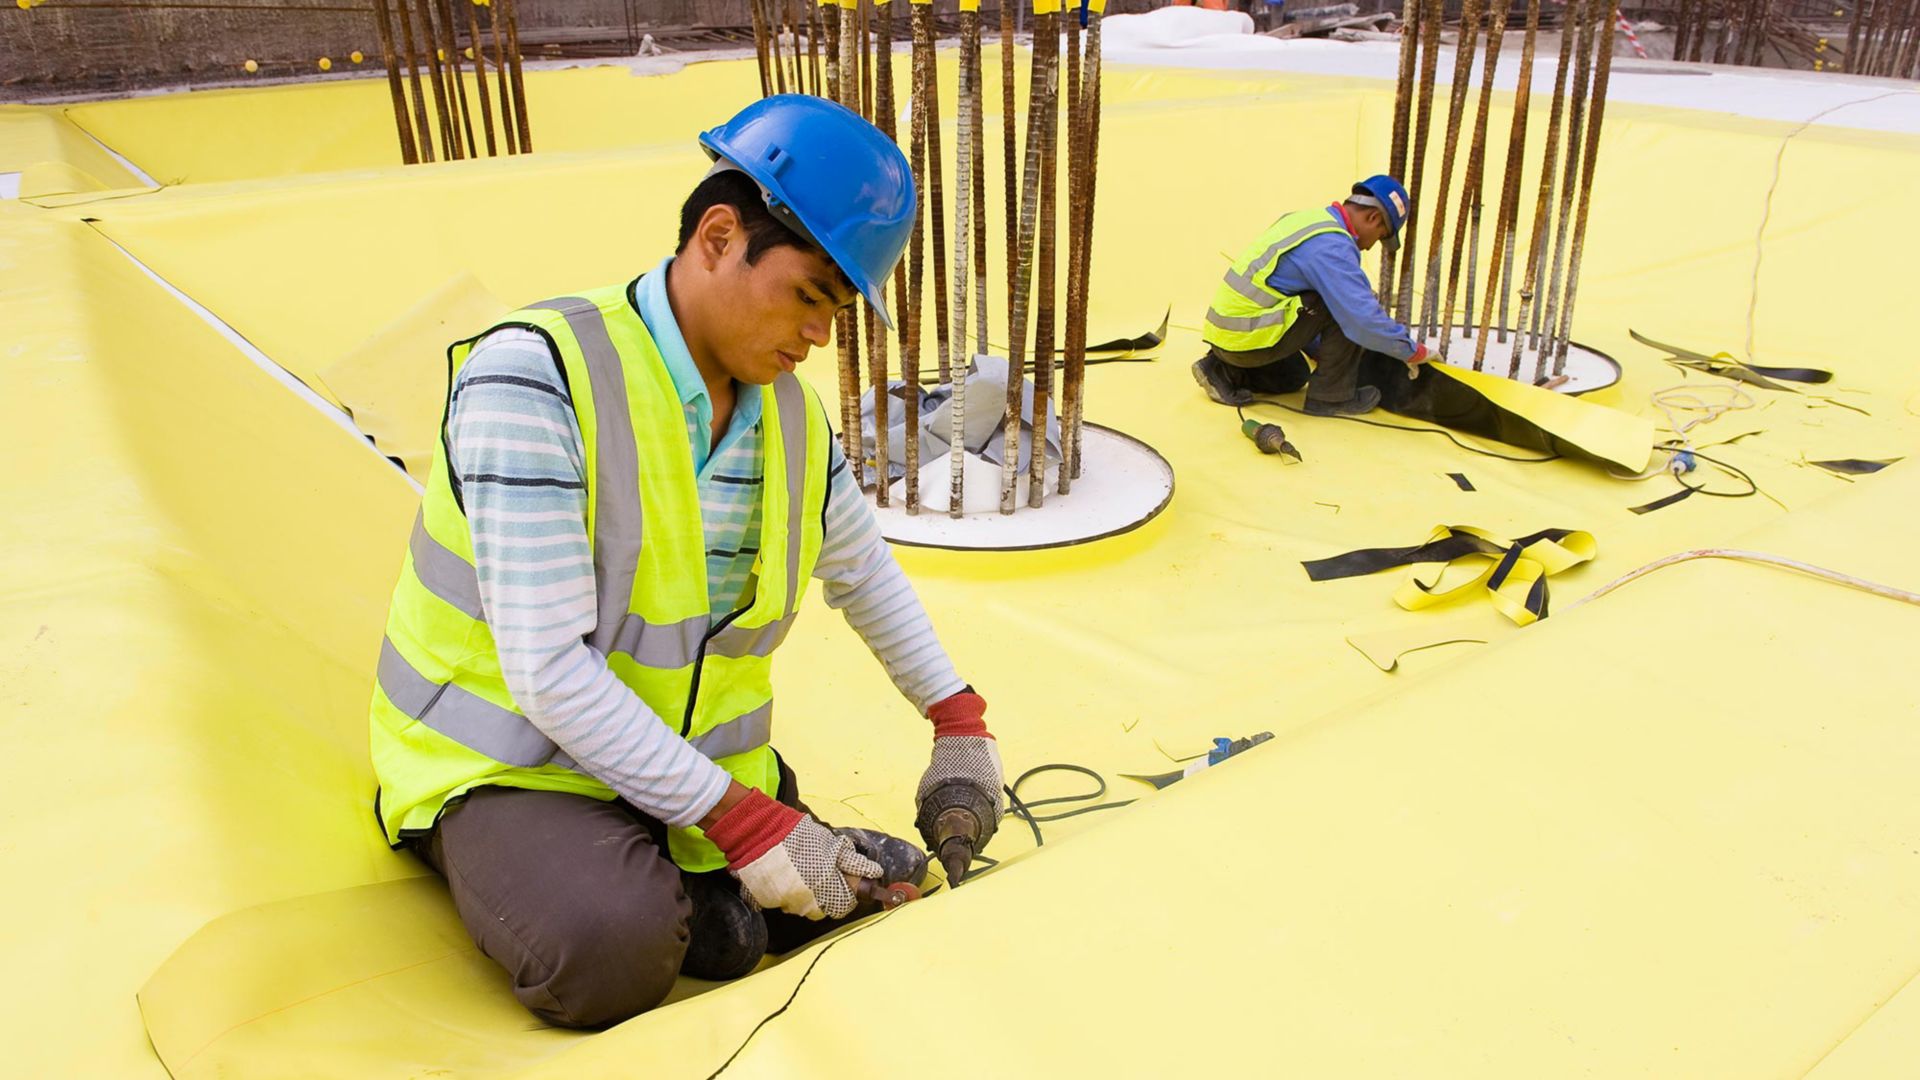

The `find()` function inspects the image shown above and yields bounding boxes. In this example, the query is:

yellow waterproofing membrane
[3,47,1918,1079]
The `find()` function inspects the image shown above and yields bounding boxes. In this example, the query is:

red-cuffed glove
[914,690,1005,831]
[703,790,882,920]
[1407,341,1432,365]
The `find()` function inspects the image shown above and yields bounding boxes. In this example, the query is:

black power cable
[1236,400,1563,463]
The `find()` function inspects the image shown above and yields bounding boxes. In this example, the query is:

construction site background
[1,0,1866,100]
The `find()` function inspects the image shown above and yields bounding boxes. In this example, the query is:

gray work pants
[411,758,847,1029]
[1207,291,1368,405]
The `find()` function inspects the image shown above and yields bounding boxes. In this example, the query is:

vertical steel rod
[500,0,531,152]
[1417,0,1484,341]
[1439,0,1504,359]
[1553,0,1619,375]
[1507,0,1579,377]
[950,4,982,518]
[1537,0,1598,370]
[463,0,498,154]
[489,2,518,154]
[1002,7,1055,514]
[1070,8,1102,480]
[372,0,420,163]
[1380,0,1421,310]
[1394,0,1444,325]
[1476,0,1541,368]
[1029,8,1060,508]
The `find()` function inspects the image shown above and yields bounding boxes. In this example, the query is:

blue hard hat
[1350,174,1411,252]
[700,94,916,329]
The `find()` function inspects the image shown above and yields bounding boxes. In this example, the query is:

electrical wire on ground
[1567,548,1920,611]
[1237,399,1562,463]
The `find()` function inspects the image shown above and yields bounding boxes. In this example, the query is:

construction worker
[366,95,1004,1028]
[1192,175,1431,416]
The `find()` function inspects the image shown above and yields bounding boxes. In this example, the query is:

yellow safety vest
[1202,206,1352,354]
[368,279,831,872]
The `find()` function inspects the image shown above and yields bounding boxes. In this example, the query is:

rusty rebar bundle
[1437,0,1505,359]
[1552,0,1619,375]
[905,1,930,513]
[1380,0,1421,311]
[373,0,529,165]
[1394,0,1444,325]
[1506,0,1580,378]
[832,2,865,488]
[372,0,418,163]
[1536,0,1599,368]
[1002,7,1058,514]
[1473,0,1542,370]
[462,0,497,156]
[1417,0,1484,341]
[749,0,776,95]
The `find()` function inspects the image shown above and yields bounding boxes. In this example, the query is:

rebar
[1003,0,1019,309]
[1536,0,1598,370]
[1475,0,1541,369]
[1070,9,1102,481]
[1394,0,1443,325]
[871,0,899,505]
[403,0,449,159]
[809,0,824,93]
[490,1,518,154]
[1552,0,1619,375]
[950,4,982,519]
[1438,0,1504,359]
[436,0,476,158]
[1002,8,1056,514]
[371,0,419,163]
[1059,4,1087,495]
[751,0,773,95]
[858,0,872,119]
[1507,0,1579,377]
[463,0,498,155]
[905,3,928,513]
[1417,0,1484,341]
[1028,8,1060,509]
[500,0,531,152]
[836,2,864,486]
[1380,0,1421,310]
[924,16,951,389]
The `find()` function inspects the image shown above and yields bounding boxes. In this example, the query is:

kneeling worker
[366,95,1004,1027]
[1192,175,1430,416]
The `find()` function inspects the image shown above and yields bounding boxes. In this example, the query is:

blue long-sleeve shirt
[1264,205,1418,361]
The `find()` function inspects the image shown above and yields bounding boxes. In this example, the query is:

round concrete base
[868,424,1174,551]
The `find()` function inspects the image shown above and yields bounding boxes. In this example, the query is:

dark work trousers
[411,757,850,1029]
[1206,291,1368,406]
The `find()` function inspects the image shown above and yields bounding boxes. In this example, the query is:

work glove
[704,790,883,920]
[1404,341,1431,380]
[914,690,1006,834]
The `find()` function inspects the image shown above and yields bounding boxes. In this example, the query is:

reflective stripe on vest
[1203,208,1350,352]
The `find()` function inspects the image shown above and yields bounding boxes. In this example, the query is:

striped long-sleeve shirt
[447,268,964,828]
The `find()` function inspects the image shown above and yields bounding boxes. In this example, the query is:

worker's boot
[833,826,929,911]
[1190,355,1252,406]
[1303,386,1382,416]
[679,871,768,982]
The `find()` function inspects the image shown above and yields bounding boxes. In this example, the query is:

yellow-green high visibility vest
[1201,206,1352,354]
[368,279,832,872]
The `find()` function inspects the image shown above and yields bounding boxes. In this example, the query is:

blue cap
[700,95,916,329]
[1350,174,1411,252]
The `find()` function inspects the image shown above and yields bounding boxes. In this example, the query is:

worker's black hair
[677,169,817,265]
[1342,197,1384,223]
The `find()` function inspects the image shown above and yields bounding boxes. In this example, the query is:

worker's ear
[689,203,744,271]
